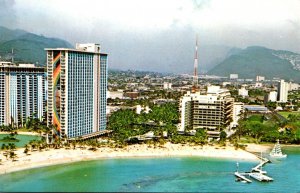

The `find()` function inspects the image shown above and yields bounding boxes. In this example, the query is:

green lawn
[278,111,300,118]
[247,114,264,122]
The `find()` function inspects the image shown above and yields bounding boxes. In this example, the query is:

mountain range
[1,26,300,81]
[0,26,72,65]
[208,46,300,82]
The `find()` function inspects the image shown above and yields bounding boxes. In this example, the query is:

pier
[251,156,270,174]
[234,155,273,183]
[234,172,252,183]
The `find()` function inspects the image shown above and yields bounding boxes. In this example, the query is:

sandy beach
[244,143,273,153]
[0,142,261,175]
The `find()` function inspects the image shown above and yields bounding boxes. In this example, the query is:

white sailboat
[269,139,287,158]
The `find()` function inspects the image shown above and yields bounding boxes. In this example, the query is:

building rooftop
[244,105,269,112]
[0,62,44,71]
[45,43,107,55]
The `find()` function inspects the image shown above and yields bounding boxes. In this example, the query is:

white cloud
[3,0,300,72]
[13,0,300,33]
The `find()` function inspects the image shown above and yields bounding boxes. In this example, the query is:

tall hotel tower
[46,43,107,139]
[0,62,46,126]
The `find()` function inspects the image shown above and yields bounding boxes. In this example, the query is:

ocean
[0,146,299,192]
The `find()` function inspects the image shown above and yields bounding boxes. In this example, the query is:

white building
[238,85,248,98]
[231,102,244,128]
[277,79,288,102]
[163,82,172,90]
[286,82,299,91]
[0,62,46,126]
[222,82,232,87]
[256,76,265,82]
[180,86,234,138]
[267,91,277,102]
[107,91,123,99]
[230,74,238,79]
[46,43,108,139]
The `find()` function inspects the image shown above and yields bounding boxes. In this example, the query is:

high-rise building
[277,79,288,102]
[0,62,46,126]
[180,86,234,138]
[46,43,108,139]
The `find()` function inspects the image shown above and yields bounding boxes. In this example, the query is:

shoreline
[0,143,260,175]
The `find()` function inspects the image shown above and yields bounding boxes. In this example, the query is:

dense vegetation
[108,103,208,146]
[233,113,300,144]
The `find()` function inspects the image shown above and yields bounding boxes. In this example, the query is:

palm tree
[8,143,16,151]
[88,140,98,151]
[158,138,166,148]
[1,144,9,160]
[43,125,53,144]
[71,140,77,150]
[9,151,17,161]
[53,138,61,149]
[24,147,29,155]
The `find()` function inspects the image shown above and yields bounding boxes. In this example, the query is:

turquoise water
[0,134,40,148]
[0,147,299,192]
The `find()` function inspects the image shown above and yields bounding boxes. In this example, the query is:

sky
[1,0,300,73]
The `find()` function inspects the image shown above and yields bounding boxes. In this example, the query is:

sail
[270,140,287,158]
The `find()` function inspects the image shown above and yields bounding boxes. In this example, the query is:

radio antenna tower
[11,48,14,63]
[192,35,199,92]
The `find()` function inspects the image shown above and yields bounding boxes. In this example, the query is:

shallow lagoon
[0,147,299,192]
[0,134,40,148]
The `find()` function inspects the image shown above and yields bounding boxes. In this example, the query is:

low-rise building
[107,90,124,99]
[244,105,269,113]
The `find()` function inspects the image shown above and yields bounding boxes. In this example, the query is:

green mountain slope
[0,26,26,43]
[0,26,73,65]
[208,46,300,82]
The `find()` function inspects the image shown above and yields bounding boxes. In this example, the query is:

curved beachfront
[0,142,261,175]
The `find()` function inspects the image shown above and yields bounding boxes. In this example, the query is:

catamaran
[269,139,287,158]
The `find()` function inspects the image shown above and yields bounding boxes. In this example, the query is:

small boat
[269,139,287,158]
